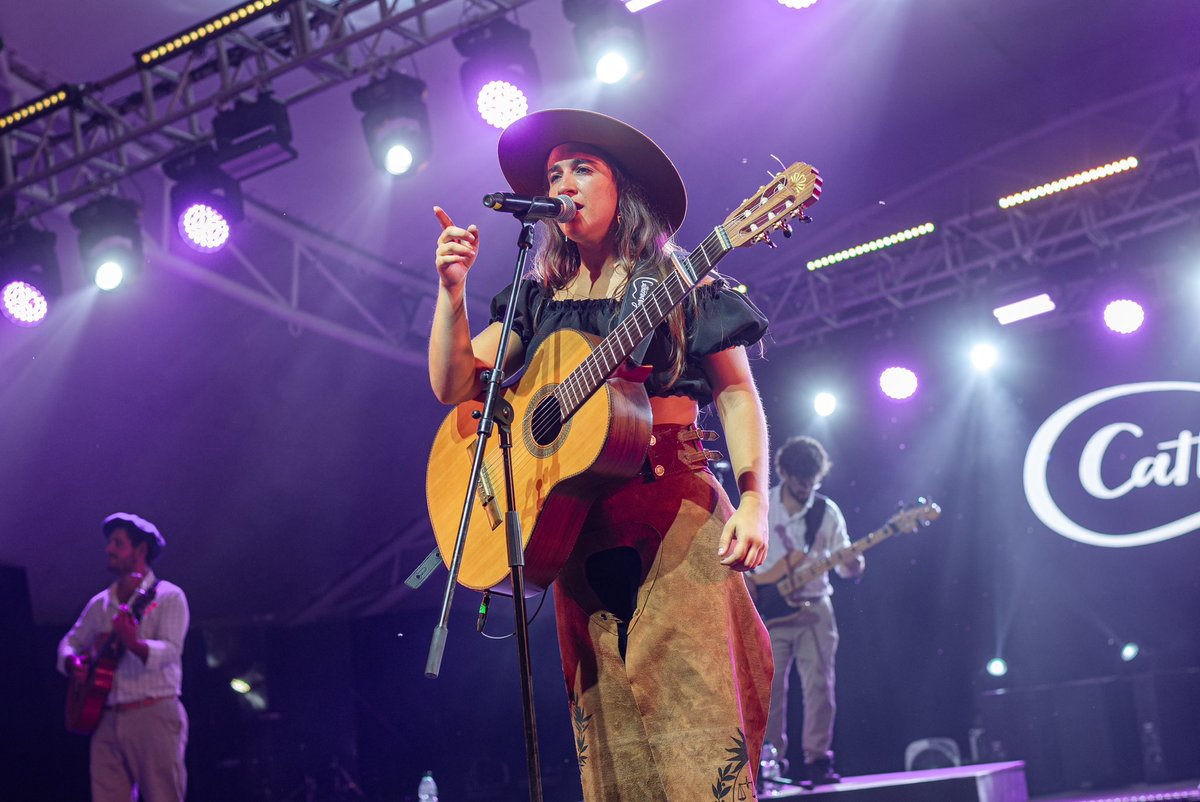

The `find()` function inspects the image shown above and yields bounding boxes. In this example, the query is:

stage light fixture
[0,84,83,134]
[813,392,837,417]
[563,0,647,85]
[1103,299,1144,334]
[998,157,1138,209]
[134,0,293,69]
[0,224,60,327]
[212,94,297,181]
[992,293,1055,325]
[1120,642,1140,662]
[165,148,244,253]
[970,343,998,372]
[986,657,1007,677]
[453,18,539,130]
[69,196,143,291]
[880,367,918,401]
[230,678,252,694]
[806,223,935,271]
[351,72,432,176]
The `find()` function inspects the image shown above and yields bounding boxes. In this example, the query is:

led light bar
[998,156,1138,209]
[134,0,292,69]
[806,222,935,271]
[992,293,1055,325]
[0,85,80,133]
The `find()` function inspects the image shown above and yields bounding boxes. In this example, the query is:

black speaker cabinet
[978,670,1200,796]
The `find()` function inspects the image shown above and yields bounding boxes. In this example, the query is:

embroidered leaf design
[712,729,753,800]
[570,697,594,768]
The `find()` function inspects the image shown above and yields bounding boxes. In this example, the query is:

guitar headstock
[722,162,822,250]
[889,498,942,533]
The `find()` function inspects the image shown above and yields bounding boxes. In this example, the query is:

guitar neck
[793,519,904,586]
[555,227,733,419]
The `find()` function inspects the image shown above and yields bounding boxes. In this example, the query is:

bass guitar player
[752,436,863,788]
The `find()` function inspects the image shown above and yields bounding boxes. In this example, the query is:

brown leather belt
[108,695,174,713]
[640,423,722,480]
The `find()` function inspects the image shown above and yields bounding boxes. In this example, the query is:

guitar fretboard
[553,226,733,419]
[793,521,902,585]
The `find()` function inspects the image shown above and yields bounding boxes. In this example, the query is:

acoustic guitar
[65,578,159,734]
[749,499,941,626]
[426,162,822,592]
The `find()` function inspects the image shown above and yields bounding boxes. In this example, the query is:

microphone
[482,192,576,222]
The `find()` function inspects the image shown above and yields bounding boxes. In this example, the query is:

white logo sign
[1023,381,1200,547]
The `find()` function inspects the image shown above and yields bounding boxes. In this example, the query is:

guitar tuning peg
[800,213,813,224]
[763,233,777,249]
[780,221,793,238]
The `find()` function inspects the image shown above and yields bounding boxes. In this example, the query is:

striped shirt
[58,570,189,704]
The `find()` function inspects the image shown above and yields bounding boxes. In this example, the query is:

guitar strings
[466,232,721,509]
[442,191,812,558]
[449,215,771,539]
[474,222,742,496]
[520,226,726,441]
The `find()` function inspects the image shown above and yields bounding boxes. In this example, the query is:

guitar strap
[803,493,827,552]
[613,259,663,369]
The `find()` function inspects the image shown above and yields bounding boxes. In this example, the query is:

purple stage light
[476,80,528,129]
[1103,299,1144,334]
[178,203,231,252]
[1,280,49,327]
[779,0,819,7]
[880,367,918,400]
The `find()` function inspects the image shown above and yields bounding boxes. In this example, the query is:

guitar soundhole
[530,395,565,447]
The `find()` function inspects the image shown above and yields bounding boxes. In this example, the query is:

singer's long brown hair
[529,160,690,386]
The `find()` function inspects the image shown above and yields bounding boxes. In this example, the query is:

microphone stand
[425,216,542,802]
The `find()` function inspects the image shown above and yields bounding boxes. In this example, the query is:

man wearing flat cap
[58,513,190,802]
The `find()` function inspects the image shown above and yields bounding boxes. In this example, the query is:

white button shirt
[58,570,189,704]
[761,486,861,597]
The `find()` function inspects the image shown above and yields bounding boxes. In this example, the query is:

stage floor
[1029,778,1200,801]
[759,763,1200,802]
[761,760,1029,801]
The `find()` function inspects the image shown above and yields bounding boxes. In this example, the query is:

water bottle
[417,771,438,802]
[760,743,782,793]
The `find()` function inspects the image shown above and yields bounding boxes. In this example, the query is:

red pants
[555,424,773,801]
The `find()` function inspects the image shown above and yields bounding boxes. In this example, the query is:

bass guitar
[749,499,941,626]
[65,578,159,734]
[427,162,822,592]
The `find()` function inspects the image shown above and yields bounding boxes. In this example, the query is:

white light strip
[806,223,935,271]
[998,156,1139,209]
[625,0,666,11]
[993,293,1056,325]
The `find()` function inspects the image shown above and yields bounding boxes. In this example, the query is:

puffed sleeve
[488,280,543,349]
[687,281,770,357]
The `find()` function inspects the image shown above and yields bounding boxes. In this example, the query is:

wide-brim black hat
[102,512,166,560]
[498,109,687,232]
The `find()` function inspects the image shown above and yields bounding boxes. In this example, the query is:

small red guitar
[65,578,159,735]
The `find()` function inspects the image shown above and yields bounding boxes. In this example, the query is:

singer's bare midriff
[650,394,700,426]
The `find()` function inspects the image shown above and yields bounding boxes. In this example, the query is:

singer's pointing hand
[434,206,480,290]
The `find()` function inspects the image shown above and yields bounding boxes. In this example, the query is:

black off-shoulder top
[488,278,768,408]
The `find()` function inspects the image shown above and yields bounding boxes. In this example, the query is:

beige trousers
[90,697,187,802]
[555,424,773,802]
